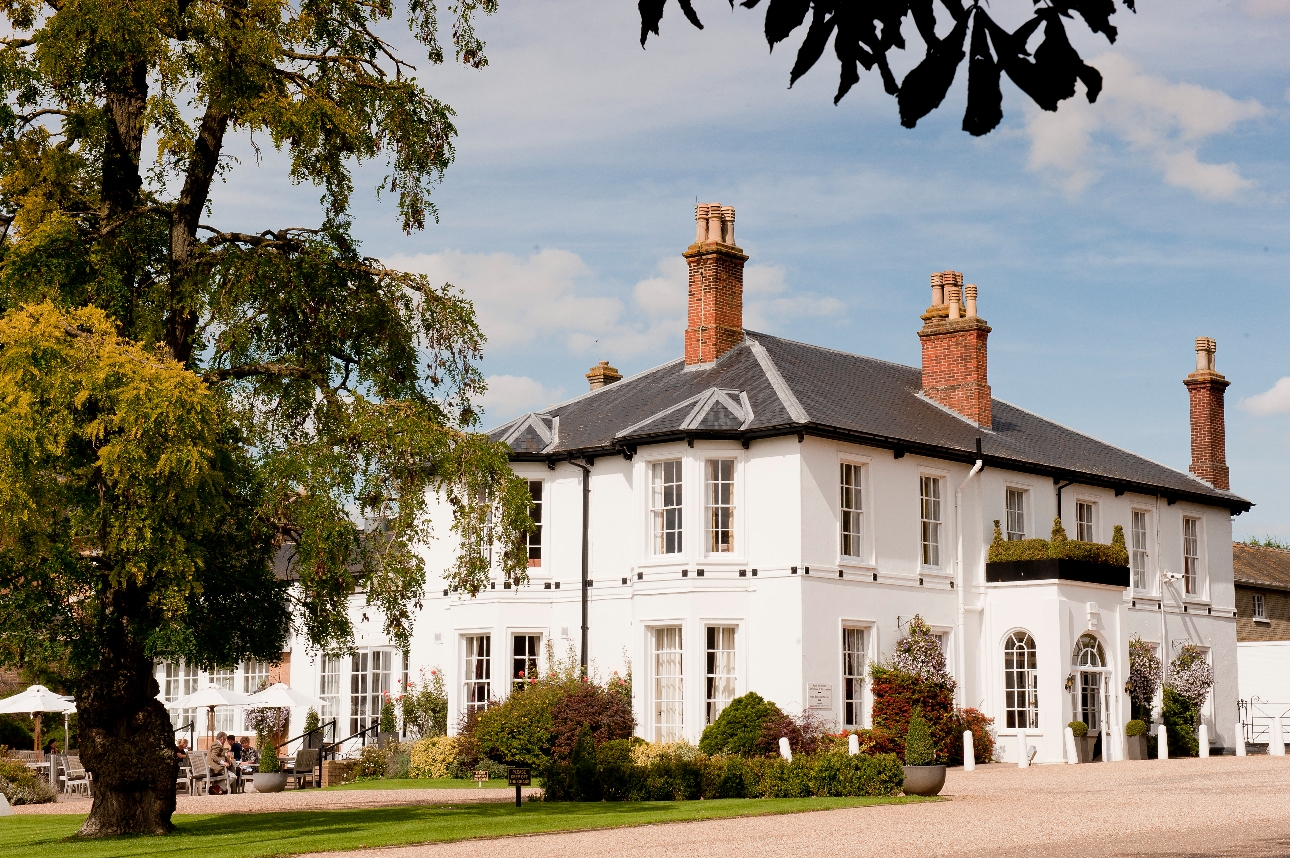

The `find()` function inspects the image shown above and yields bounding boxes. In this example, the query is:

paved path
[305,756,1290,858]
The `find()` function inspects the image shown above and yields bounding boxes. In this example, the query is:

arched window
[1004,631,1039,729]
[1072,634,1105,668]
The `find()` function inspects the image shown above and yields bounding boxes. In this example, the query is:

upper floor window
[526,480,543,567]
[1005,488,1027,541]
[1183,517,1201,595]
[840,463,864,557]
[651,460,683,555]
[1253,592,1267,621]
[243,659,271,694]
[706,459,735,554]
[513,634,540,691]
[920,476,942,567]
[1131,510,1151,591]
[1076,501,1096,542]
[1003,631,1038,730]
[463,635,491,714]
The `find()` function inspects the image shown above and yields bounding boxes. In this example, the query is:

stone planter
[902,765,946,797]
[1074,736,1096,763]
[1125,734,1148,760]
[251,772,288,793]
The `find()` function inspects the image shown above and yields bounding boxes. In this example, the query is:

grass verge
[1,796,929,857]
[326,777,520,790]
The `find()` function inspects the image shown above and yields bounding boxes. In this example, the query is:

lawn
[326,777,519,790]
[0,796,929,857]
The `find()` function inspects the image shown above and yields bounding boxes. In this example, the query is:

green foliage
[698,692,783,756]
[1243,536,1290,550]
[903,713,935,766]
[540,743,905,802]
[0,715,33,750]
[380,701,397,734]
[1068,721,1089,738]
[868,665,955,762]
[408,736,459,779]
[356,745,389,780]
[401,668,448,739]
[1125,720,1148,737]
[303,709,321,737]
[987,517,1128,565]
[0,756,55,804]
[256,730,282,774]
[1162,688,1200,758]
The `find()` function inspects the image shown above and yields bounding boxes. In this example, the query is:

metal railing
[274,719,337,759]
[322,721,380,759]
[173,721,195,754]
[1238,698,1290,746]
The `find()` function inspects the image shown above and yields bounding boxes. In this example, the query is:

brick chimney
[918,271,993,427]
[1184,336,1230,490]
[683,203,746,365]
[585,360,622,391]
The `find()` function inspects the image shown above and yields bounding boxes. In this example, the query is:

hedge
[0,756,55,804]
[539,740,904,801]
[988,519,1129,566]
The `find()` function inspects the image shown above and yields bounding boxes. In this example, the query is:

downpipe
[955,441,984,709]
[571,460,591,677]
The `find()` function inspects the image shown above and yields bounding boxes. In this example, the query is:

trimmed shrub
[409,735,459,779]
[548,682,635,762]
[1125,720,1148,737]
[1129,636,1162,722]
[904,712,935,765]
[1069,721,1089,738]
[699,692,782,756]
[952,708,996,765]
[988,518,1128,566]
[869,665,956,761]
[1163,688,1199,757]
[467,682,562,767]
[356,744,388,779]
[0,757,55,804]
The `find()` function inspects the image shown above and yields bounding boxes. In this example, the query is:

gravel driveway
[304,756,1290,858]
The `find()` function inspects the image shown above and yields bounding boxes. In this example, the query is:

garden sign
[507,766,531,808]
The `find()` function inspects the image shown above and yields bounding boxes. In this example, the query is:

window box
[986,558,1130,588]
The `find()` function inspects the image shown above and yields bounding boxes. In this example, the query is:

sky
[204,0,1290,540]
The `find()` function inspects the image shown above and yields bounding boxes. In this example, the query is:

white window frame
[920,474,944,569]
[463,634,492,715]
[651,459,684,556]
[840,461,865,559]
[1183,516,1203,597]
[704,459,736,555]
[651,626,684,742]
[511,632,542,692]
[1005,487,1028,541]
[1003,631,1039,731]
[350,648,396,736]
[242,659,272,694]
[526,479,543,568]
[704,625,737,724]
[1130,509,1152,592]
[1075,500,1097,542]
[841,626,868,729]
[319,656,342,725]
[1253,592,1268,622]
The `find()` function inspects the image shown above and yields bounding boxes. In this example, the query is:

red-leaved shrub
[548,682,635,761]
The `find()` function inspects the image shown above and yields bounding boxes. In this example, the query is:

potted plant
[901,711,946,796]
[1124,720,1149,760]
[378,697,399,748]
[246,707,289,793]
[1069,721,1095,763]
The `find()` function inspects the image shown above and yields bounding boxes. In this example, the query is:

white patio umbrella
[0,685,76,751]
[244,682,325,711]
[173,684,253,744]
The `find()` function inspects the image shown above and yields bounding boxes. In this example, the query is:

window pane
[654,628,684,742]
[513,634,540,691]
[464,635,491,715]
[920,476,941,567]
[1131,510,1150,591]
[1003,632,1039,730]
[1076,502,1095,542]
[652,461,684,555]
[843,628,866,729]
[526,481,543,566]
[1183,518,1200,595]
[841,464,863,557]
[706,460,735,553]
[705,626,736,724]
[1006,489,1026,541]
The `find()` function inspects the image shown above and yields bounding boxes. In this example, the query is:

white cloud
[1026,54,1264,200]
[1243,0,1290,17]
[479,374,566,423]
[1242,377,1290,416]
[389,248,844,359]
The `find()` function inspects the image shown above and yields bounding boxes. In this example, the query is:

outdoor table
[29,759,53,785]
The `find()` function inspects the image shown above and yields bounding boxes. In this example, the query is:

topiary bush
[904,712,935,766]
[1068,721,1089,738]
[988,517,1129,565]
[869,664,956,761]
[698,691,782,756]
[1162,688,1199,758]
[0,757,55,804]
[1125,720,1148,737]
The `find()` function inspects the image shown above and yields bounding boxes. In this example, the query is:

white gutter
[955,453,985,709]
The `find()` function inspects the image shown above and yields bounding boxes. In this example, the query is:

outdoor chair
[201,753,231,796]
[176,762,194,795]
[61,754,91,797]
[291,748,320,790]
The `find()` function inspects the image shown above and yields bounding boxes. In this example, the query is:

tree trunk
[76,649,177,836]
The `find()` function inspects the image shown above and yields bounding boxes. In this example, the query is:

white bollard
[1271,718,1286,756]
[848,733,859,756]
[1017,730,1029,768]
[963,730,975,772]
[1158,725,1169,760]
[0,794,12,817]
[779,736,793,762]
[1064,726,1079,764]
[1199,723,1209,758]
[1236,723,1246,757]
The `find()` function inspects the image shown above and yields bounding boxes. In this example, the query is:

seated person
[42,738,58,757]
[238,737,259,772]
[175,738,190,763]
[228,735,243,763]
[207,736,231,794]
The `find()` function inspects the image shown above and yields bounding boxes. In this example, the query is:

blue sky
[206,1,1290,539]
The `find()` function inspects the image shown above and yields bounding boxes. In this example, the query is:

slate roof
[1233,544,1290,591]
[490,331,1251,512]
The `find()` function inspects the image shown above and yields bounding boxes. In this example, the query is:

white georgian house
[284,204,1248,764]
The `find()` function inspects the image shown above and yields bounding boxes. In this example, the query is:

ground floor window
[653,627,684,741]
[319,656,342,725]
[350,649,395,736]
[464,635,492,714]
[842,627,866,729]
[1004,631,1038,729]
[513,634,541,691]
[705,626,736,724]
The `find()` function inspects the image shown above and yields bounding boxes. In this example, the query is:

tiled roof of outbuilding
[489,331,1251,512]
[1233,544,1290,591]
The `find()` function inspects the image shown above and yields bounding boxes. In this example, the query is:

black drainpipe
[1055,480,1074,521]
[570,459,592,677]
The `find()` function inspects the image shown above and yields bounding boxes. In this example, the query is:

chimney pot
[707,204,724,245]
[684,202,746,365]
[947,285,961,320]
[721,206,736,245]
[695,204,710,243]
[930,272,944,306]
[1185,336,1229,489]
[586,360,623,391]
[965,284,978,318]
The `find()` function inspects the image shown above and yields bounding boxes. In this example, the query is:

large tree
[640,0,1137,135]
[0,0,530,837]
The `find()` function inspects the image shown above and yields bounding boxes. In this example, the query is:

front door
[1073,634,1109,761]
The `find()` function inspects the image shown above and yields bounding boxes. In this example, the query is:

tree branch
[203,362,318,383]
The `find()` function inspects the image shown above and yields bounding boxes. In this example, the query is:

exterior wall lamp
[1064,673,1075,692]
[1124,679,1134,695]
